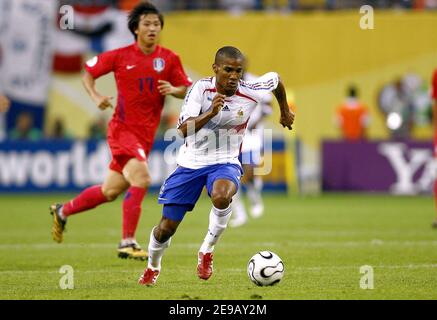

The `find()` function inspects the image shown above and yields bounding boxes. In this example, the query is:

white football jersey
[176,72,279,169]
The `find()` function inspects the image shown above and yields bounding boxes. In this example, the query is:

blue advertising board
[0,139,287,193]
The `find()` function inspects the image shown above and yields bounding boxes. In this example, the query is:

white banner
[0,0,57,104]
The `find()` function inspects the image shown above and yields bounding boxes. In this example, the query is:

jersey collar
[134,42,161,56]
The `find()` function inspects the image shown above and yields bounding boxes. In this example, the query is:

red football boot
[197,252,213,280]
[138,268,160,286]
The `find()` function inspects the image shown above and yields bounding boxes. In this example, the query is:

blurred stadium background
[1,0,436,195]
[1,0,437,300]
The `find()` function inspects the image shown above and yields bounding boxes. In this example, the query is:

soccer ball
[247,251,284,286]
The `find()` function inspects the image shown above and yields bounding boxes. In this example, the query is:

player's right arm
[176,80,225,138]
[178,93,225,138]
[82,72,114,110]
[82,51,118,110]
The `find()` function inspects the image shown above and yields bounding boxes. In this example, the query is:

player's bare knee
[211,193,231,209]
[142,174,152,188]
[132,172,151,189]
[102,188,120,201]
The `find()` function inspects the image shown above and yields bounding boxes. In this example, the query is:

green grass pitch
[0,193,436,300]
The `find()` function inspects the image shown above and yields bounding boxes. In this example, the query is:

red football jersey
[85,43,192,141]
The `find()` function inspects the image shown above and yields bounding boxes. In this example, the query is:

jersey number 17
[138,77,154,93]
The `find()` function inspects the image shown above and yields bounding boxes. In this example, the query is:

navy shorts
[158,163,243,212]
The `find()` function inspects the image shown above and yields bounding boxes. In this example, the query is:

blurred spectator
[389,0,414,9]
[219,0,257,14]
[407,74,433,127]
[121,0,437,11]
[417,0,437,9]
[88,116,107,140]
[118,0,142,11]
[53,0,437,15]
[334,85,370,141]
[9,112,43,141]
[48,117,72,140]
[330,1,413,9]
[377,73,432,139]
[0,94,10,113]
[0,94,10,141]
[431,67,437,228]
[378,77,414,139]
[295,0,326,10]
[262,0,291,11]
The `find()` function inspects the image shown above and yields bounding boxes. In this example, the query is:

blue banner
[0,139,288,193]
[0,140,178,192]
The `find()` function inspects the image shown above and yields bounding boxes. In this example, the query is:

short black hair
[214,46,245,65]
[128,1,164,39]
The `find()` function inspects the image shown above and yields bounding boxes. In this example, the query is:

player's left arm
[159,53,192,99]
[272,78,295,130]
[157,80,188,99]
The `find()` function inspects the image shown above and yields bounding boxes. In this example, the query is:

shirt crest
[153,58,165,73]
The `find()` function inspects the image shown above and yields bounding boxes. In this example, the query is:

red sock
[122,186,147,239]
[63,185,108,217]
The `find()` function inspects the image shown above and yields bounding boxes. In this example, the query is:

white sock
[247,179,263,207]
[147,227,171,270]
[230,189,247,221]
[59,206,66,221]
[199,205,232,253]
[120,238,135,246]
[254,176,263,193]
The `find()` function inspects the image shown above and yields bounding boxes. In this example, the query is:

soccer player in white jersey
[138,46,294,285]
[230,70,273,228]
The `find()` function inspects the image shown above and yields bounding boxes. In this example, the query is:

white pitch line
[1,240,437,250]
[1,264,437,275]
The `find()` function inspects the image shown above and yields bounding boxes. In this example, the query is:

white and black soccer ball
[247,251,284,286]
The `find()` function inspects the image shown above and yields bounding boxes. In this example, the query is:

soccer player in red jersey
[50,2,192,259]
[432,68,437,228]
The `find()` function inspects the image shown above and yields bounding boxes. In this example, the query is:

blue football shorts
[158,163,243,221]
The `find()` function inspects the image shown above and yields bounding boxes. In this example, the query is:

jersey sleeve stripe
[203,88,217,94]
[240,79,276,90]
[236,91,257,103]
